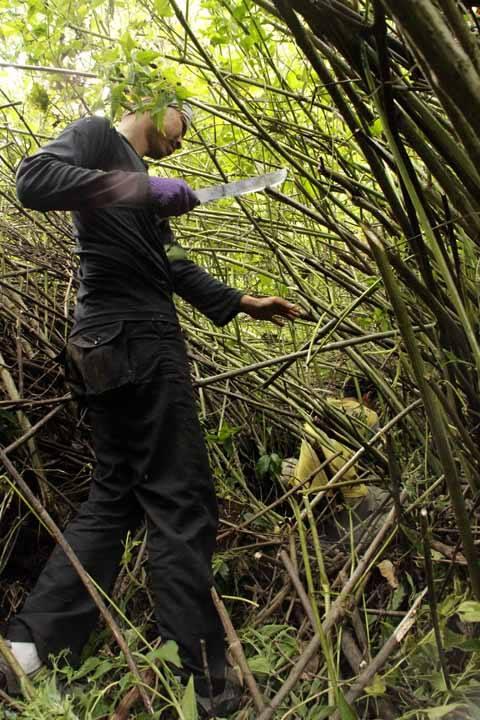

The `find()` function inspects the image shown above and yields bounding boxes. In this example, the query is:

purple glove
[148,177,199,217]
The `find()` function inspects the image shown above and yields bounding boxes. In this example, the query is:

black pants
[8,320,225,689]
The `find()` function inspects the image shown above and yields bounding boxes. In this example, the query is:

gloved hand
[148,177,199,217]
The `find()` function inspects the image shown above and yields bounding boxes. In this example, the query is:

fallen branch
[280,550,316,628]
[211,587,266,713]
[110,669,155,720]
[3,403,65,455]
[0,686,23,710]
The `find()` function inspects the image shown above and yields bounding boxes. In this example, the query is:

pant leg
[8,320,225,685]
[124,324,225,690]
[7,387,142,666]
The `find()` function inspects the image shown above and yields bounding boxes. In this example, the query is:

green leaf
[1,21,23,37]
[458,637,480,651]
[389,582,406,611]
[95,47,120,64]
[110,83,127,120]
[439,593,460,618]
[247,655,272,675]
[71,655,103,681]
[154,0,173,16]
[256,454,271,478]
[457,600,480,622]
[117,671,135,693]
[119,31,135,56]
[181,675,198,720]
[364,674,386,696]
[286,69,303,90]
[444,628,468,650]
[135,50,160,65]
[426,704,469,719]
[256,452,282,480]
[90,658,115,681]
[176,85,192,100]
[146,639,182,668]
[309,708,335,720]
[370,118,383,137]
[337,690,358,720]
[29,82,49,112]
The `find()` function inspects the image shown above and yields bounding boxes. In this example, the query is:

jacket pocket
[66,321,128,396]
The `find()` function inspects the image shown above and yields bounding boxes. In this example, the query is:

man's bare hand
[239,295,303,326]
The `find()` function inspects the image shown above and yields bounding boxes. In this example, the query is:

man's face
[147,107,185,159]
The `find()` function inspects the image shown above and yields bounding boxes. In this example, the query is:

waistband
[71,308,179,335]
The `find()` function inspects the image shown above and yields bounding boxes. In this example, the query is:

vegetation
[1,0,480,718]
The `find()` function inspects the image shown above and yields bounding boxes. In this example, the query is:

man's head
[343,377,377,407]
[117,101,193,160]
[146,105,186,159]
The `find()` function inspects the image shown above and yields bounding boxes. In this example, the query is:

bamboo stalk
[0,61,97,78]
[420,508,452,691]
[380,0,480,166]
[366,226,480,598]
[0,351,51,505]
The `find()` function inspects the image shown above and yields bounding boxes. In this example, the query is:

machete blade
[194,168,287,205]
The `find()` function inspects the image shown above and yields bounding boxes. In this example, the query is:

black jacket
[16,116,243,331]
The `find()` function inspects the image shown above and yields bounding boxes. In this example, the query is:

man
[284,377,389,545]
[3,100,300,714]
[292,377,379,499]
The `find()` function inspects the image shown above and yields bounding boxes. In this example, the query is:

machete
[194,168,287,205]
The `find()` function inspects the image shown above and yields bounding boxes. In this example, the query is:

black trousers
[8,320,225,689]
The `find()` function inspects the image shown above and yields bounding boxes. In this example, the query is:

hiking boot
[196,669,243,718]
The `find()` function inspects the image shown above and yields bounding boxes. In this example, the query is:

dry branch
[211,587,265,713]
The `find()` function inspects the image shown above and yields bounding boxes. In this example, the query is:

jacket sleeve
[162,222,244,327]
[16,116,151,211]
